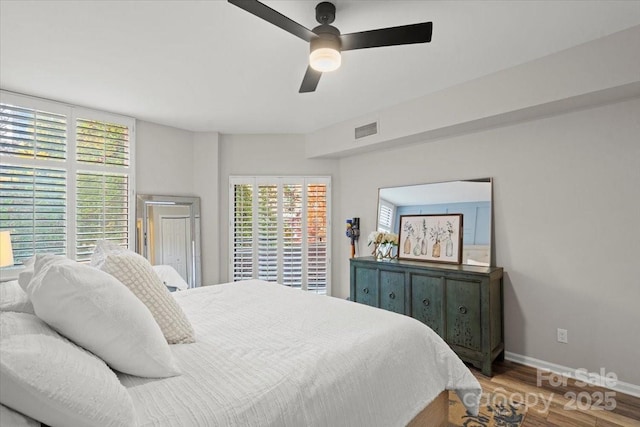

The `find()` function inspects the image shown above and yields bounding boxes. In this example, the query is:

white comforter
[119,280,481,426]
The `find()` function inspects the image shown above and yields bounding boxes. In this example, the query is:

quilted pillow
[0,312,135,427]
[0,280,34,314]
[98,251,195,344]
[27,255,181,378]
[90,239,127,268]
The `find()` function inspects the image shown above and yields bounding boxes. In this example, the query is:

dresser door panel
[354,267,378,307]
[410,273,444,337]
[446,279,482,352]
[379,270,405,314]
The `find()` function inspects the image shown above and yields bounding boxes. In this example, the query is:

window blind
[229,177,331,294]
[0,92,134,266]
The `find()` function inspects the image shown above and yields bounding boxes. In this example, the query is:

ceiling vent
[354,121,378,140]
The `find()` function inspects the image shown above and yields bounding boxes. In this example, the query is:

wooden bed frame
[407,391,449,427]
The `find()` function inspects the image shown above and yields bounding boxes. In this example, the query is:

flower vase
[371,243,379,258]
[432,239,441,258]
[420,238,427,255]
[445,238,453,257]
[413,238,422,256]
[403,235,411,254]
[384,244,393,259]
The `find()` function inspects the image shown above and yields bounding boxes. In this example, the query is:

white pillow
[18,254,67,292]
[1,404,40,427]
[27,255,181,378]
[152,264,190,291]
[0,280,34,314]
[98,252,195,344]
[0,312,136,427]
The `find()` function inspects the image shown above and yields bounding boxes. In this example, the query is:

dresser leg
[481,360,493,377]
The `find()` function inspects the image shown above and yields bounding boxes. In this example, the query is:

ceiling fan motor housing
[311,24,341,53]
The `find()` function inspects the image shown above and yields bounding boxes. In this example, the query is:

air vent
[354,121,378,140]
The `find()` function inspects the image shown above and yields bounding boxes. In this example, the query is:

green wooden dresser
[350,256,504,376]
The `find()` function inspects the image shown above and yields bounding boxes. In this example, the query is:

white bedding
[119,280,481,426]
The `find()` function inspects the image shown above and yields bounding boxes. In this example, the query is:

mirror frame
[376,178,494,266]
[136,194,201,287]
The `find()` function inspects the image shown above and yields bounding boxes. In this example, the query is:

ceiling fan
[228,0,433,93]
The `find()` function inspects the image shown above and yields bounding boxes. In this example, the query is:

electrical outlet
[557,328,568,343]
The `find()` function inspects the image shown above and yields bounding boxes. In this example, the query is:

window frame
[0,90,136,274]
[228,175,331,295]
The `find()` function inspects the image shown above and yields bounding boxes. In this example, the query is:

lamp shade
[0,231,14,268]
[309,47,341,72]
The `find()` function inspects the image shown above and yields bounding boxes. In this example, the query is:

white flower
[368,231,398,246]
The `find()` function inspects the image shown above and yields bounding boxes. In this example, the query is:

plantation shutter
[0,165,67,262]
[76,172,129,261]
[0,104,66,160]
[257,184,278,282]
[306,183,327,293]
[229,176,331,294]
[282,184,302,288]
[0,91,134,267]
[378,200,395,233]
[75,117,131,259]
[232,184,254,280]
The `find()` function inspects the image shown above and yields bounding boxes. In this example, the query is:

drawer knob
[363,287,369,294]
[458,305,468,314]
[389,292,396,300]
[422,298,430,306]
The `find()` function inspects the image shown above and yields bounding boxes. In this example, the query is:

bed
[0,249,481,427]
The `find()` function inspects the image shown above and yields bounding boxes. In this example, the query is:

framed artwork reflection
[398,214,463,264]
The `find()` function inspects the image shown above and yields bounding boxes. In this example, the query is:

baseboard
[505,351,640,398]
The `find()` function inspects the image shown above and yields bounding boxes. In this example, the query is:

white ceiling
[1,1,639,134]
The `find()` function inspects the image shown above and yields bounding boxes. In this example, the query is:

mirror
[376,178,493,266]
[136,195,201,287]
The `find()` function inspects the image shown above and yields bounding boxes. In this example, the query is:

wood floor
[466,360,640,426]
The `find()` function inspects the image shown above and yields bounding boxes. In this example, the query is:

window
[0,91,135,265]
[229,176,331,294]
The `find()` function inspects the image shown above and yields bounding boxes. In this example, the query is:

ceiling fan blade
[299,66,322,93]
[228,0,315,42]
[341,22,433,51]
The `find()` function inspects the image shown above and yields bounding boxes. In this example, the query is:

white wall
[136,121,195,194]
[136,121,220,285]
[217,134,340,285]
[193,132,220,285]
[334,97,640,386]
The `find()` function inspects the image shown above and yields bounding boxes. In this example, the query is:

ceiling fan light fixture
[309,31,342,72]
[310,47,341,72]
